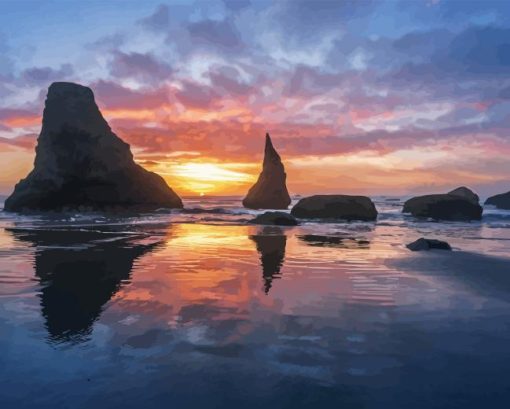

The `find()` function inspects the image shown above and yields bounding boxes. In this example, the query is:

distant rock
[485,191,510,210]
[403,186,482,221]
[4,82,182,212]
[242,133,291,210]
[291,195,378,221]
[407,238,452,251]
[448,186,479,204]
[250,211,298,226]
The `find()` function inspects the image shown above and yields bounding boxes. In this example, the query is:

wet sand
[1,198,510,408]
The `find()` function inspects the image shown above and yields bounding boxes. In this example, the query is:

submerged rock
[298,234,370,248]
[250,211,298,226]
[448,186,480,204]
[4,82,182,212]
[407,238,452,251]
[485,191,510,210]
[242,133,291,210]
[291,195,378,221]
[403,187,482,221]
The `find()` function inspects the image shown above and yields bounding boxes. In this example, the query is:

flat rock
[290,195,378,221]
[403,194,482,220]
[242,133,291,210]
[485,191,510,210]
[250,211,298,226]
[4,82,182,212]
[407,238,452,251]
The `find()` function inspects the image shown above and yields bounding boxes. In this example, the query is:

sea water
[1,197,510,408]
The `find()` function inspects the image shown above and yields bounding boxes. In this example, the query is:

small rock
[250,211,298,226]
[406,238,452,251]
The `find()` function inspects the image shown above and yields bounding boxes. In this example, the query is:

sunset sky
[0,0,509,197]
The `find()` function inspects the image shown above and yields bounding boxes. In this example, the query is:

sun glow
[159,162,255,195]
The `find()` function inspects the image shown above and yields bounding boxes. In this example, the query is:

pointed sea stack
[242,133,291,210]
[4,82,182,212]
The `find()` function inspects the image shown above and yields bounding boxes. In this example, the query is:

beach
[1,196,510,408]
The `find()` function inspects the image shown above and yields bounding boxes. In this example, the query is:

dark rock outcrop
[403,187,482,220]
[250,211,298,226]
[448,186,479,204]
[407,238,452,251]
[4,82,182,212]
[242,133,291,210]
[485,191,510,210]
[291,195,378,221]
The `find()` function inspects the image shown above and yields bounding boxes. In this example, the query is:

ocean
[1,196,510,408]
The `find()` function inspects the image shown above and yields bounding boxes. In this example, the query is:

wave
[179,207,249,215]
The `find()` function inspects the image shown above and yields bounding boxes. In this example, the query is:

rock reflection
[250,227,287,294]
[8,228,161,344]
[298,234,370,249]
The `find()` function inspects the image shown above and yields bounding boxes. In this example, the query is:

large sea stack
[485,191,510,210]
[4,82,182,212]
[242,133,291,209]
[403,186,482,220]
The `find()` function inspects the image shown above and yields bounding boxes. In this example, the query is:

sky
[0,0,510,197]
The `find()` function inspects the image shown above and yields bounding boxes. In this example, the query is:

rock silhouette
[250,227,286,294]
[485,191,510,210]
[403,186,482,220]
[8,227,160,343]
[242,133,291,210]
[4,82,182,212]
[291,195,378,221]
[406,238,452,251]
[448,186,479,204]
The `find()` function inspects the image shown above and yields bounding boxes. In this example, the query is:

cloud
[446,26,510,75]
[2,1,510,195]
[0,108,40,128]
[186,18,244,52]
[139,4,170,32]
[0,133,37,150]
[92,80,170,110]
[175,80,220,109]
[207,65,253,96]
[110,51,173,81]
[21,64,74,85]
[389,25,510,87]
[222,0,251,13]
[270,0,375,42]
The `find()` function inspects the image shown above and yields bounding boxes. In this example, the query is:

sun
[158,162,255,195]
